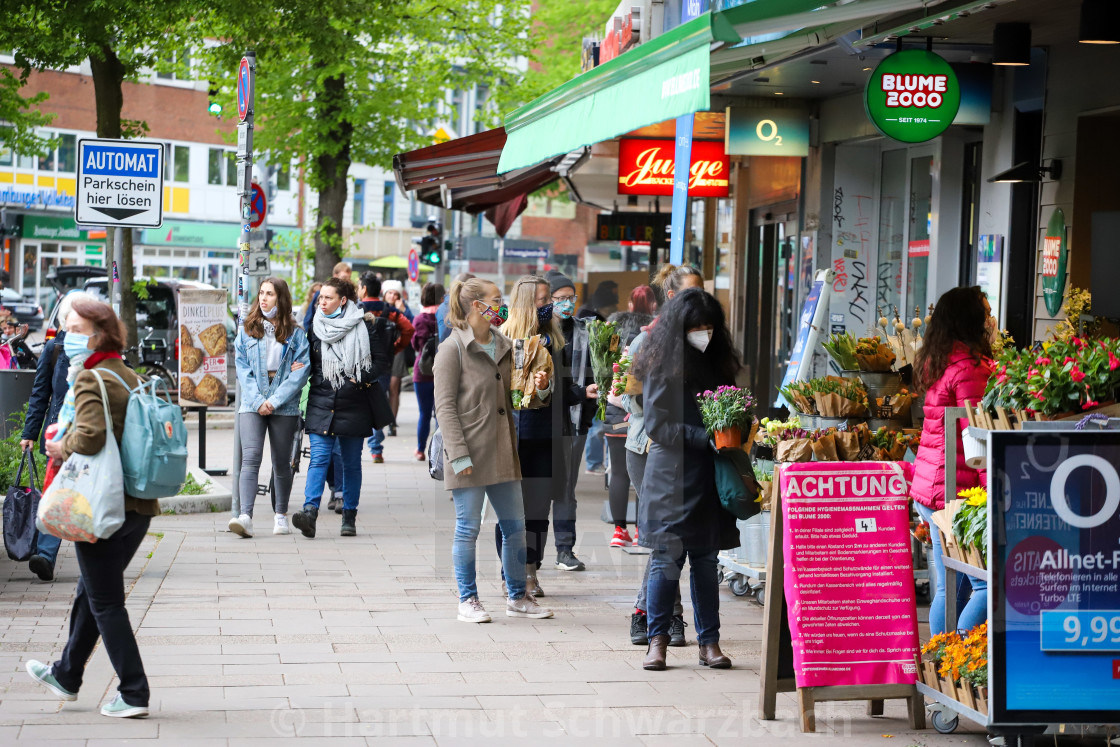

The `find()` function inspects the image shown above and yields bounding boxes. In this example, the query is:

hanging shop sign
[725,106,810,156]
[864,50,961,144]
[1041,207,1068,318]
[989,430,1120,724]
[617,139,729,197]
[780,461,920,688]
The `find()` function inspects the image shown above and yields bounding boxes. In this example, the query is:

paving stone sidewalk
[0,397,987,745]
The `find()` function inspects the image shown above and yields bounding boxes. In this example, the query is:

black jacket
[561,316,597,435]
[637,367,739,551]
[21,332,70,452]
[603,311,652,428]
[305,313,393,437]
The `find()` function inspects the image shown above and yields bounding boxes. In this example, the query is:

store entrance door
[745,202,800,416]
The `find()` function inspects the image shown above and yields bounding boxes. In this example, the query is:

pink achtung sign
[780,462,920,688]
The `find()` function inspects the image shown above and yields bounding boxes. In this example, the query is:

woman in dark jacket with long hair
[911,286,994,635]
[292,277,392,539]
[631,288,741,671]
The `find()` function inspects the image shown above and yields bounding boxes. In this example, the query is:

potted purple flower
[696,385,757,449]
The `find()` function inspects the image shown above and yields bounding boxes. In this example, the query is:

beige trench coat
[433,326,522,491]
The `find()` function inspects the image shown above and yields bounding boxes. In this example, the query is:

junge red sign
[617,139,730,198]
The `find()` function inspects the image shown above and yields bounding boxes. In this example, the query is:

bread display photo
[180,325,192,347]
[179,376,196,402]
[198,324,227,356]
[181,345,203,374]
[194,374,226,406]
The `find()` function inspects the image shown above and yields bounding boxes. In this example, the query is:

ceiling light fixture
[811,80,821,84]
[987,159,1062,183]
[774,91,784,95]
[1080,0,1120,44]
[993,22,1031,65]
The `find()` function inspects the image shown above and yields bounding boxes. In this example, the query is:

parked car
[1,288,45,330]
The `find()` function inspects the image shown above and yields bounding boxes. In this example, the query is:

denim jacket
[622,330,649,455]
[235,325,311,415]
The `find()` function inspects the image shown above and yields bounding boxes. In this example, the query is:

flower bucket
[714,427,742,450]
[977,687,989,715]
[967,545,986,570]
[961,427,987,469]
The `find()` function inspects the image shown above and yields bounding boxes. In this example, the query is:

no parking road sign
[408,248,420,283]
[237,57,253,122]
[75,139,164,227]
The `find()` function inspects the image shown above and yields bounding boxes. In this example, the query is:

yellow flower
[958,486,987,506]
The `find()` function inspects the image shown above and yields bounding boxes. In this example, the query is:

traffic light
[421,219,443,265]
[207,83,223,117]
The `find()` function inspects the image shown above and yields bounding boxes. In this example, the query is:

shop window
[37,146,54,172]
[0,128,11,166]
[17,149,34,169]
[907,155,934,316]
[208,148,223,185]
[57,134,76,172]
[382,181,394,227]
[353,179,365,226]
[164,144,190,182]
[878,149,906,318]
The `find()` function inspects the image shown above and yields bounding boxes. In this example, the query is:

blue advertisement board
[990,431,1120,724]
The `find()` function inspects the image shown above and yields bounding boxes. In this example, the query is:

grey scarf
[313,301,371,390]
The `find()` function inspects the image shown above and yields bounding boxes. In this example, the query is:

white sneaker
[506,595,553,619]
[273,514,290,535]
[228,514,253,538]
[457,596,492,623]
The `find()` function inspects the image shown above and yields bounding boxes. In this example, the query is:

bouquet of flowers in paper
[610,355,641,397]
[697,385,757,449]
[754,463,775,511]
[855,335,896,372]
[587,320,621,420]
[762,421,812,463]
[811,376,869,417]
[821,331,859,371]
[510,335,554,410]
[872,387,913,420]
[809,428,840,461]
[779,380,817,415]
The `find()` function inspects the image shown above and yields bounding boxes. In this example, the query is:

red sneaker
[371,453,384,464]
[633,528,639,546]
[610,526,633,548]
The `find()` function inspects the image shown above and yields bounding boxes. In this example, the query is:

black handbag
[4,450,41,561]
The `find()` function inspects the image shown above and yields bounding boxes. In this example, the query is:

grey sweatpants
[627,449,685,616]
[238,412,301,517]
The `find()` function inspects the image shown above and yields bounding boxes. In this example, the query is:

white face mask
[687,329,713,353]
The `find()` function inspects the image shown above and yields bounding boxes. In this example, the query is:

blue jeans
[304,434,363,512]
[646,544,721,644]
[35,532,62,565]
[452,481,527,602]
[368,374,392,455]
[325,440,344,495]
[916,501,987,635]
[414,380,435,453]
[584,419,605,470]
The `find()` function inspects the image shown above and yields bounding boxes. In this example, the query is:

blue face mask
[323,305,343,319]
[554,298,575,319]
[64,332,92,362]
[536,303,554,326]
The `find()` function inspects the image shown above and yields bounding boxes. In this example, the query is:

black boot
[292,507,318,538]
[630,612,648,646]
[669,615,688,647]
[28,554,55,582]
[340,509,356,537]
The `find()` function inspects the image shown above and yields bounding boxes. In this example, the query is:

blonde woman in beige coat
[434,278,554,624]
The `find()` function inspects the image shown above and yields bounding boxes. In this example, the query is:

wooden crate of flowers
[918,623,988,715]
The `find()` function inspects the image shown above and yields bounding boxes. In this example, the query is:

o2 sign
[725,107,810,156]
[1050,454,1120,529]
[864,50,960,143]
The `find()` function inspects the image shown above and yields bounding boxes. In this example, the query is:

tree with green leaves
[196,0,534,280]
[515,0,620,104]
[0,67,55,158]
[0,1,200,346]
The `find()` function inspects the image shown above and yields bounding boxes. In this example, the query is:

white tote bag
[37,370,126,543]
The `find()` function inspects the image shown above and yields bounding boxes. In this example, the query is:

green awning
[497,12,740,174]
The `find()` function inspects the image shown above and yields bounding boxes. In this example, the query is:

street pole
[104,226,115,310]
[230,50,257,520]
[111,226,123,315]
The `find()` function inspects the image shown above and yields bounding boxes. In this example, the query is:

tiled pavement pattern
[0,398,987,745]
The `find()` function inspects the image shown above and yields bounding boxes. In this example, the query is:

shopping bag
[714,448,762,520]
[427,428,445,481]
[4,450,41,561]
[36,371,126,543]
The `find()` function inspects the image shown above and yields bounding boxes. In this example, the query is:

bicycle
[126,325,177,396]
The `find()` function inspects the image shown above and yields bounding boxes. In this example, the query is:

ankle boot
[291,507,318,538]
[698,642,732,669]
[525,564,544,597]
[643,634,670,671]
[340,509,356,536]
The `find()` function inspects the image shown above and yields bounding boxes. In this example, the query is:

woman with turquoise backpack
[229,277,310,538]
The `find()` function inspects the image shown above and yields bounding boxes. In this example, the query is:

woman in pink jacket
[911,286,994,635]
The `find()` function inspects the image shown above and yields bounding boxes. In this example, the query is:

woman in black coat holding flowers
[631,288,741,671]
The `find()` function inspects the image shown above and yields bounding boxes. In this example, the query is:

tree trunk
[312,71,352,281]
[89,45,138,348]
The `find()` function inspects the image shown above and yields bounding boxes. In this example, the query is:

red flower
[997,374,1009,384]
[1033,392,1047,402]
[1073,337,1086,350]
[1084,400,1100,410]
[1110,353,1120,371]
[1064,357,1075,365]
[1028,367,1040,378]
[1071,367,1086,383]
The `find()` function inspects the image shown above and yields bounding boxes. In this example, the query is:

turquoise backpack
[100,369,188,499]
